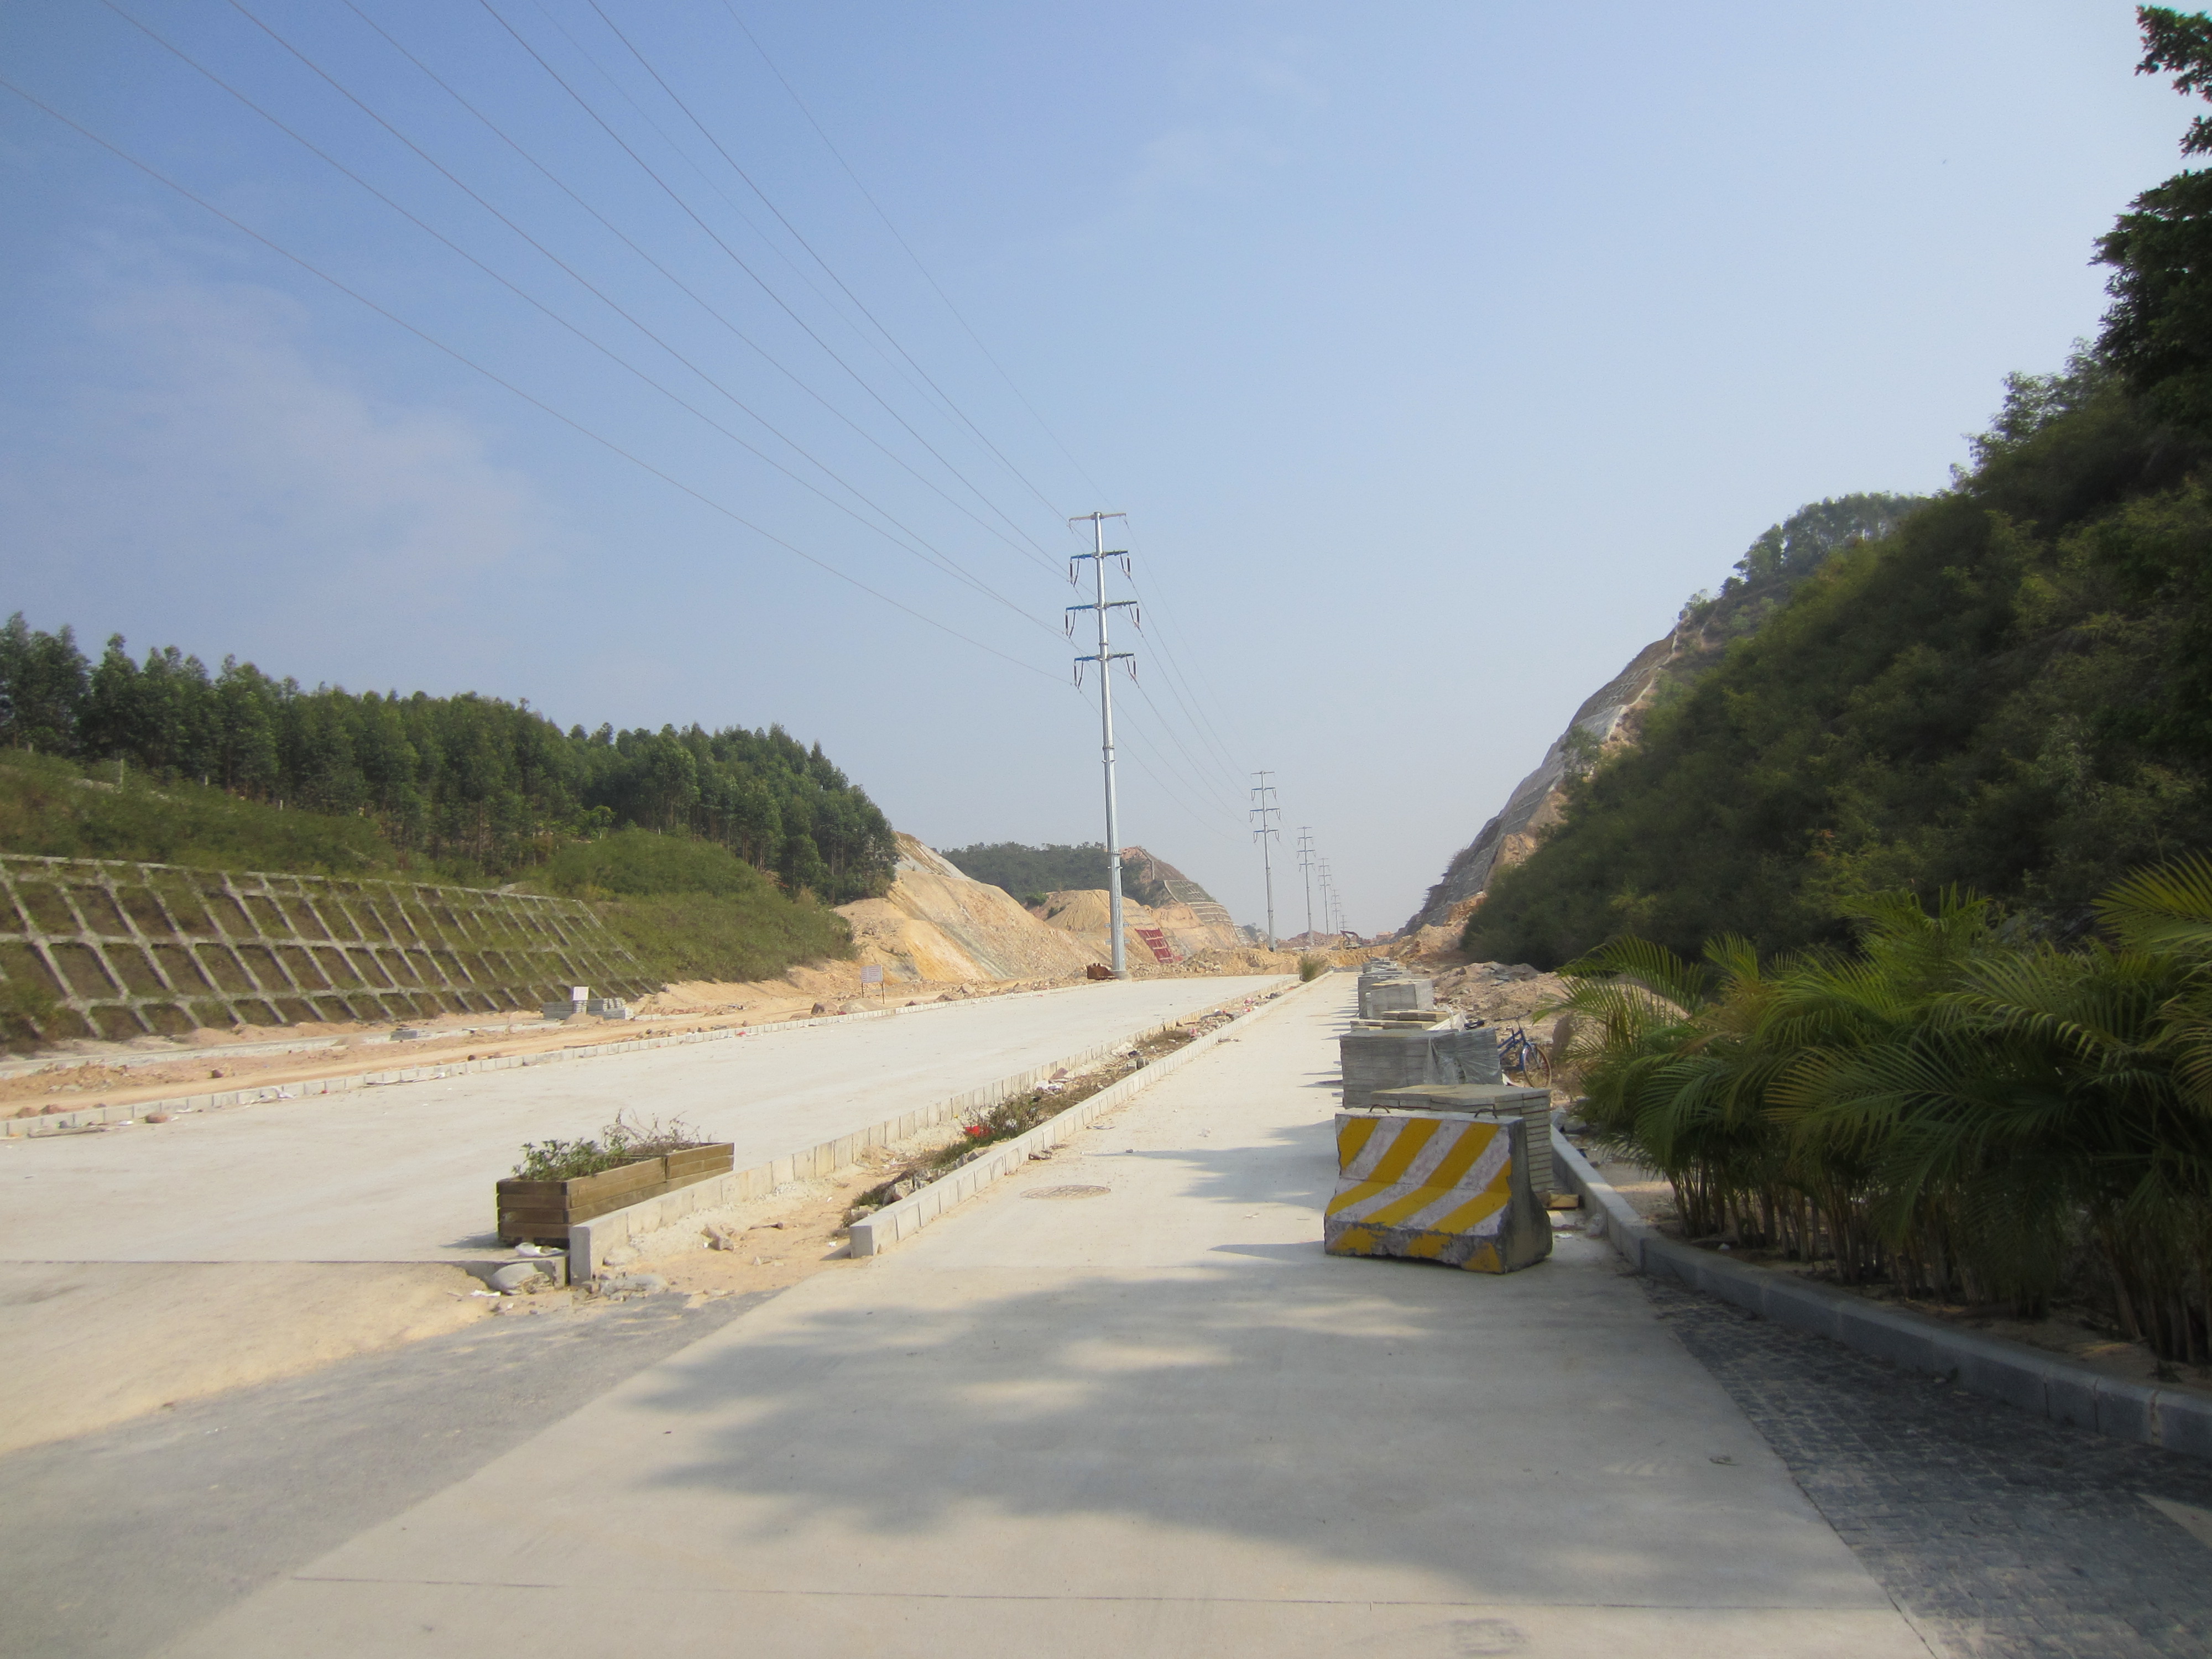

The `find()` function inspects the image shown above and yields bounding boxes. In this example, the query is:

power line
[478,0,1067,581]
[338,0,1075,592]
[1118,568,1246,781]
[0,73,1062,683]
[719,1,1110,511]
[109,0,1050,641]
[586,0,1073,541]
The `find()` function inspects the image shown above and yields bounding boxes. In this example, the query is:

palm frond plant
[1552,870,2212,1360]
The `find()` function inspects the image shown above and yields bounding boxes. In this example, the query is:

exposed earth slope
[1403,493,1922,940]
[835,836,1102,984]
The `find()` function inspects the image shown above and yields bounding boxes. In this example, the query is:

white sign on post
[859,965,884,985]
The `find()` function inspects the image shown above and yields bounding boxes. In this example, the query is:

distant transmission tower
[1250,772,1281,950]
[1069,511,1135,978]
[1296,827,1316,945]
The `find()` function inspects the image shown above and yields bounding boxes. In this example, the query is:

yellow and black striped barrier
[1324,1109,1551,1272]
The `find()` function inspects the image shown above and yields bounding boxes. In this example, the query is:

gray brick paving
[1642,1276,2212,1658]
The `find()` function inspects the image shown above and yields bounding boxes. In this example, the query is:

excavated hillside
[1401,630,1680,941]
[1403,493,1922,942]
[835,836,1103,984]
[1118,847,1240,938]
[1031,886,1245,965]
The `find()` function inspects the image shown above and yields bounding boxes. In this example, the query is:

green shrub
[1298,954,1326,982]
[513,1112,713,1181]
[1556,865,2212,1361]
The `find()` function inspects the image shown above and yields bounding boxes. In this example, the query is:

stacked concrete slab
[1356,961,1435,1020]
[1338,1023,1502,1110]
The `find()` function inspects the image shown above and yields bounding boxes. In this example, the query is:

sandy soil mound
[835,836,1103,985]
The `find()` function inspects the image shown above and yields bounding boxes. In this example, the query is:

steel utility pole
[1319,858,1338,940]
[1250,772,1281,951]
[1069,512,1136,978]
[1296,827,1316,946]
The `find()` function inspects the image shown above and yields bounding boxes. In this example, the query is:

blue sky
[0,2,2195,932]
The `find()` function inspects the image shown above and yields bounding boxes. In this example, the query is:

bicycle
[1498,1023,1550,1084]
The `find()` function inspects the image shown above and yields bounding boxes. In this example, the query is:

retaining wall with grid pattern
[0,855,651,1041]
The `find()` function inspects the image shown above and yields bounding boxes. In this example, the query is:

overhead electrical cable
[709,8,1266,807]
[534,0,1062,577]
[722,1,1115,510]
[1125,677,1248,823]
[1120,576,1250,781]
[546,0,1050,546]
[0,75,1061,682]
[113,0,1048,634]
[592,0,1073,536]
[478,0,1068,582]
[332,0,1066,591]
[1086,701,1245,843]
[1093,677,1248,832]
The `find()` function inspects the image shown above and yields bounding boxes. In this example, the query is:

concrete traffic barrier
[1368,1083,1556,1194]
[1324,1108,1551,1272]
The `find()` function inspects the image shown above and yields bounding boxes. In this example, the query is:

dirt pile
[834,836,1103,985]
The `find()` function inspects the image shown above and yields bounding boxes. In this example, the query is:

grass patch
[0,751,394,875]
[1298,953,1327,982]
[532,830,853,984]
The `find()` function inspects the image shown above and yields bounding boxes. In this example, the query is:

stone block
[2044,1369,2099,1431]
[2096,1378,2159,1443]
[1324,1109,1552,1274]
[2154,1392,2212,1460]
[1833,1301,1943,1373]
[1951,1338,2053,1416]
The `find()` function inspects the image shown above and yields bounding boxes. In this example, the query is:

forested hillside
[0,619,896,904]
[1467,16,2212,969]
[940,842,1109,902]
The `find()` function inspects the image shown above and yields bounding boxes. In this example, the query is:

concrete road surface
[0,976,1286,1264]
[152,977,1928,1659]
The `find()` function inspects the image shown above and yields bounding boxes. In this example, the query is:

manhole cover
[1024,1184,1111,1200]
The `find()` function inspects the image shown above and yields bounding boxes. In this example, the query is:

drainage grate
[1024,1185,1111,1200]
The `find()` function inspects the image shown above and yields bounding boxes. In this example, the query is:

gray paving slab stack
[1356,961,1427,1015]
[1338,1022,1503,1110]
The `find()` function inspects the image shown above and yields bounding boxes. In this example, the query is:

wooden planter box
[496,1144,734,1246]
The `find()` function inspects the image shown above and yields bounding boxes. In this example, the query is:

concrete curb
[1549,1129,2212,1464]
[570,977,1300,1276]
[848,973,1335,1258]
[1,974,1270,1139]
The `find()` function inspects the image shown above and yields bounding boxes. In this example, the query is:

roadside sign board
[860,964,884,984]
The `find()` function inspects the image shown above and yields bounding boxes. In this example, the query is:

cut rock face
[1323,1109,1551,1273]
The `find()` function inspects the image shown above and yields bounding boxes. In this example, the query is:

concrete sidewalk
[159,978,1930,1659]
